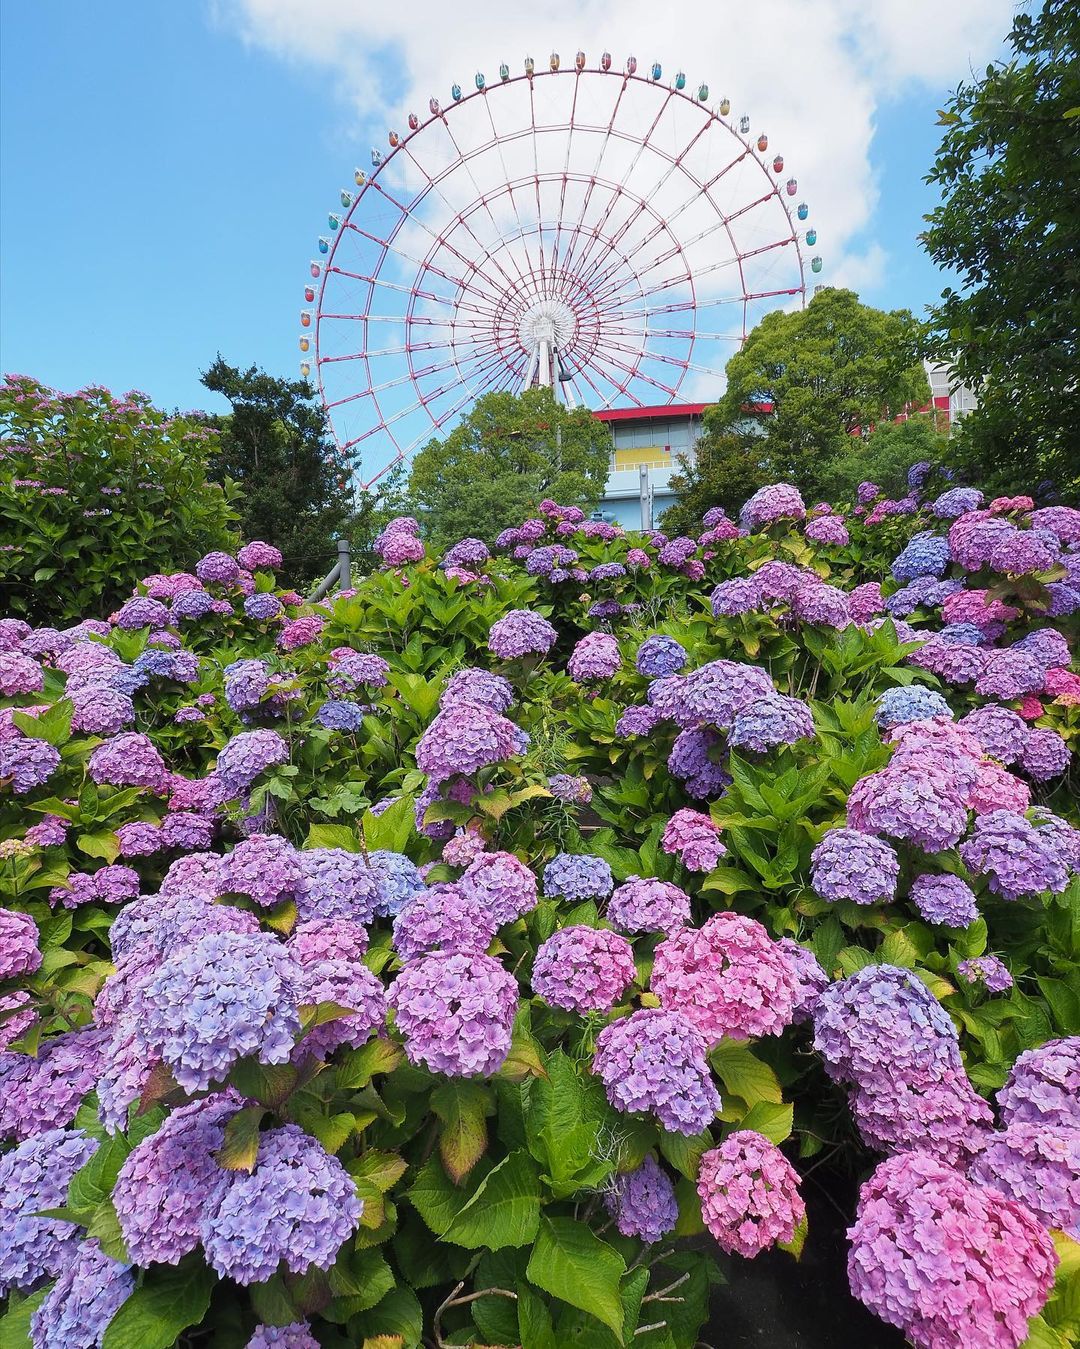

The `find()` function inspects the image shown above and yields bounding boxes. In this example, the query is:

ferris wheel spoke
[480,93,545,294]
[590,342,682,400]
[341,222,507,314]
[329,266,497,319]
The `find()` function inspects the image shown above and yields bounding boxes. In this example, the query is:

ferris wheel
[300,52,821,487]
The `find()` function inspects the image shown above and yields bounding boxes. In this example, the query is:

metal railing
[307,537,352,602]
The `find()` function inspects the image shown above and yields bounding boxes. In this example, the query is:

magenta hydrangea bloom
[960,810,1072,900]
[697,1132,805,1258]
[592,1008,719,1135]
[568,631,621,681]
[0,909,41,980]
[458,849,538,923]
[201,1125,362,1285]
[607,875,691,935]
[29,1236,133,1349]
[288,917,369,964]
[605,1155,679,1243]
[113,1092,238,1266]
[0,1128,98,1294]
[969,1121,1080,1232]
[810,828,899,906]
[543,852,614,902]
[531,925,636,1014]
[237,540,283,570]
[388,951,517,1077]
[909,873,978,927]
[143,930,301,1091]
[488,609,557,660]
[661,808,726,872]
[847,1150,1056,1349]
[740,483,806,531]
[392,884,498,963]
[805,514,849,545]
[416,700,525,783]
[998,1038,1080,1130]
[652,912,798,1044]
[69,682,135,735]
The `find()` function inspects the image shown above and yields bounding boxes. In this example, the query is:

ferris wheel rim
[308,59,814,488]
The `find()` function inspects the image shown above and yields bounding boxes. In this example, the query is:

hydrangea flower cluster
[415,700,525,783]
[652,912,799,1044]
[542,852,613,902]
[635,634,687,678]
[960,809,1074,900]
[0,908,41,979]
[0,1128,98,1294]
[875,684,953,729]
[440,667,514,713]
[847,1150,1056,1349]
[388,952,517,1077]
[810,828,899,906]
[608,875,691,934]
[547,772,592,804]
[219,832,302,907]
[968,1122,1080,1231]
[740,483,806,531]
[531,925,636,1013]
[592,1008,719,1135]
[392,883,498,962]
[459,850,538,922]
[567,632,621,681]
[909,873,978,927]
[997,1038,1080,1129]
[957,955,1013,992]
[697,1132,805,1258]
[245,1325,320,1349]
[487,609,557,659]
[661,808,726,872]
[605,1155,678,1243]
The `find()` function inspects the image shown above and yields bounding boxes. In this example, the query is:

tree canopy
[201,358,362,585]
[813,415,951,505]
[406,387,612,547]
[714,288,929,493]
[922,0,1080,498]
[660,416,780,536]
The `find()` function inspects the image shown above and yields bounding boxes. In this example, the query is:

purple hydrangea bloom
[668,726,730,798]
[159,811,214,852]
[909,873,978,927]
[113,1093,238,1265]
[876,685,953,729]
[245,1325,320,1349]
[115,595,170,630]
[328,650,390,691]
[957,956,1013,993]
[224,658,270,711]
[0,1128,98,1294]
[974,649,1045,700]
[0,909,41,980]
[196,551,240,585]
[29,1237,133,1349]
[710,576,760,617]
[440,667,514,714]
[315,699,367,731]
[931,486,984,518]
[392,884,498,962]
[1,737,62,794]
[1014,627,1071,670]
[0,1028,108,1142]
[88,732,166,791]
[220,833,302,908]
[857,481,881,505]
[388,951,517,1077]
[740,483,806,531]
[531,925,636,1013]
[846,765,969,854]
[959,706,1028,764]
[969,1121,1080,1232]
[811,828,899,905]
[488,609,557,660]
[776,939,829,1022]
[416,700,525,783]
[1019,727,1070,781]
[592,1008,719,1135]
[362,849,426,918]
[543,852,614,902]
[636,635,687,679]
[729,693,814,752]
[568,632,621,681]
[458,850,538,923]
[547,773,592,804]
[589,561,626,581]
[891,532,951,581]
[998,1038,1080,1130]
[69,682,134,735]
[292,848,380,925]
[171,588,215,621]
[143,930,301,1091]
[608,876,691,935]
[960,810,1072,900]
[697,1132,805,1258]
[805,515,849,546]
[605,1155,678,1243]
[615,704,662,737]
[212,728,288,798]
[885,576,963,618]
[649,659,774,732]
[847,1150,1055,1349]
[442,537,490,568]
[238,540,283,570]
[201,1125,361,1284]
[292,951,386,1058]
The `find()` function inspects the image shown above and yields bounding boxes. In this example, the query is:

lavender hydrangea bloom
[171,588,214,621]
[730,694,814,752]
[329,650,390,691]
[1019,727,1070,781]
[709,576,760,617]
[143,930,301,1091]
[0,1129,98,1294]
[847,1151,1056,1349]
[668,727,730,798]
[661,808,726,872]
[616,704,662,737]
[568,632,621,681]
[212,728,288,798]
[909,874,978,927]
[388,952,517,1077]
[488,609,557,659]
[1014,627,1071,670]
[416,701,524,783]
[974,648,1045,700]
[220,833,302,907]
[1,738,62,793]
[635,635,687,679]
[960,810,1071,900]
[998,1038,1080,1129]
[201,1125,361,1284]
[88,732,166,791]
[115,595,170,630]
[392,884,498,962]
[196,551,240,585]
[805,515,849,546]
[891,532,951,581]
[876,685,953,729]
[608,875,691,935]
[0,1028,108,1142]
[605,1155,678,1243]
[0,909,41,979]
[740,483,806,531]
[442,537,490,568]
[543,852,614,902]
[238,540,283,571]
[361,849,426,918]
[811,829,899,906]
[244,592,284,622]
[592,1008,719,1135]
[29,1238,133,1349]
[931,486,984,518]
[69,682,134,735]
[969,1122,1080,1233]
[441,667,514,714]
[846,765,969,854]
[113,1093,238,1265]
[456,850,537,924]
[697,1132,805,1258]
[292,953,386,1058]
[959,706,1028,764]
[547,773,592,804]
[776,939,829,1022]
[224,658,270,711]
[957,956,1013,993]
[531,925,636,1013]
[245,1325,320,1349]
[315,699,367,731]
[649,659,774,732]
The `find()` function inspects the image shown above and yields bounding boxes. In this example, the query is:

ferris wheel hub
[516,297,577,355]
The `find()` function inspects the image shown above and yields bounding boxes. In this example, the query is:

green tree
[922,0,1080,498]
[201,358,361,586]
[659,416,779,535]
[715,288,929,493]
[0,376,238,625]
[814,415,951,504]
[407,387,612,548]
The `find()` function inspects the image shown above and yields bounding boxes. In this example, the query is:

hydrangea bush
[1,470,1078,1348]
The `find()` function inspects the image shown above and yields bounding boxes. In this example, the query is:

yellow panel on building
[613,445,671,470]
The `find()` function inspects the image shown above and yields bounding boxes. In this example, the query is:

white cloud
[213,0,1010,467]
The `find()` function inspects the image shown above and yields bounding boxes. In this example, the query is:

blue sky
[0,2,1013,423]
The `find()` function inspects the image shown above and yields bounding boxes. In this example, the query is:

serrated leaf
[304,822,361,851]
[431,1081,492,1183]
[215,1105,264,1172]
[442,1151,541,1250]
[526,1216,626,1342]
[101,1257,215,1349]
[337,1037,403,1089]
[351,1150,408,1194]
[736,1101,794,1144]
[709,1041,783,1108]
